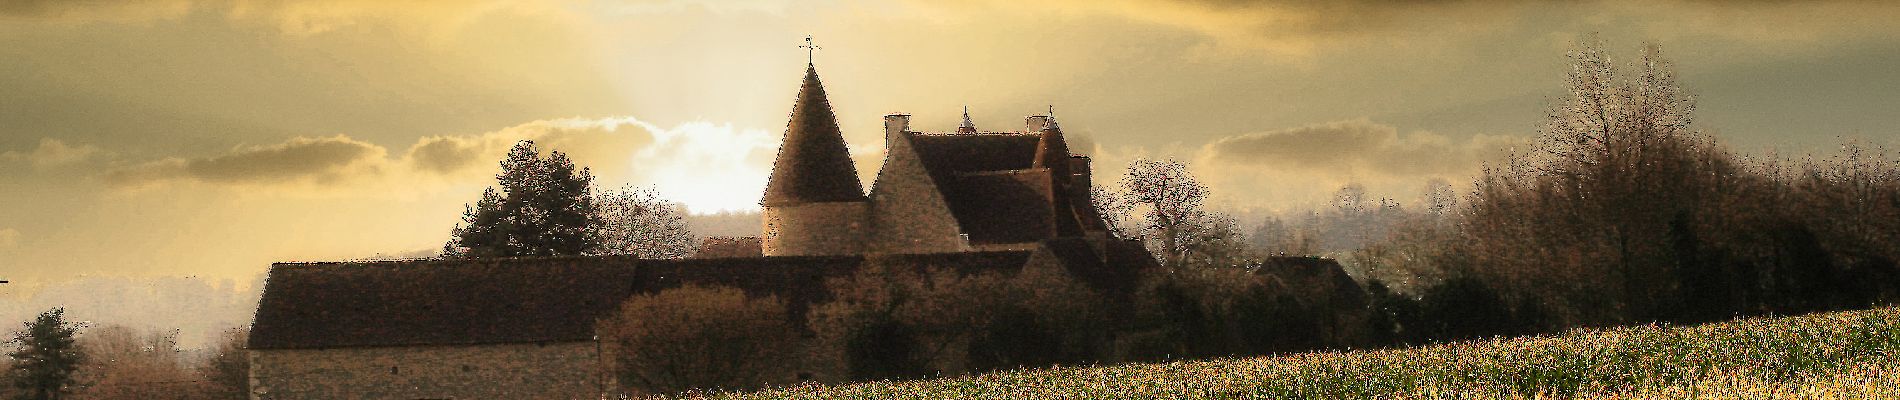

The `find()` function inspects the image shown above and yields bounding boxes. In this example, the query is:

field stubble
[669,306,1900,399]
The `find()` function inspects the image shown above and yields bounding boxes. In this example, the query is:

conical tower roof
[762,65,866,206]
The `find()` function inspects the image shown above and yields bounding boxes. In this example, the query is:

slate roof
[903,130,1117,244]
[762,65,865,206]
[248,257,646,350]
[907,133,1054,244]
[1254,257,1369,311]
[942,171,1056,244]
[249,251,1049,350]
[909,133,1041,176]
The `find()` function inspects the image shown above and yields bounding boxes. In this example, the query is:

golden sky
[3,0,1900,291]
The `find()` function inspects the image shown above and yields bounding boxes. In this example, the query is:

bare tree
[70,326,197,400]
[1463,37,1715,324]
[1422,178,1458,218]
[1091,186,1137,239]
[1116,158,1250,268]
[591,184,697,259]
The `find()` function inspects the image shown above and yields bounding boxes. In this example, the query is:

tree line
[4,308,248,400]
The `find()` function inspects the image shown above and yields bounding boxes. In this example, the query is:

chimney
[1024,115,1053,133]
[1069,155,1093,194]
[884,113,911,149]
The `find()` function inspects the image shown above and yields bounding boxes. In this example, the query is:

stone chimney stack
[1024,115,1054,133]
[884,113,911,149]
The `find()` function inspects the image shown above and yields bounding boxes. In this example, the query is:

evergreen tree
[443,140,602,258]
[7,308,83,400]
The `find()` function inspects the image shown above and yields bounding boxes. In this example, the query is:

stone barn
[246,60,1156,399]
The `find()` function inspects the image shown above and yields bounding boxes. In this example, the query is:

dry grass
[663,306,1900,399]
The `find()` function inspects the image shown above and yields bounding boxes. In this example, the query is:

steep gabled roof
[762,66,865,206]
[248,257,646,350]
[905,133,1056,243]
[908,133,1041,176]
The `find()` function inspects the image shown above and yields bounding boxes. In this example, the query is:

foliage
[601,285,798,396]
[679,306,1900,399]
[70,326,198,400]
[1120,264,1372,362]
[198,329,248,400]
[807,264,1110,382]
[7,308,83,400]
[592,184,697,259]
[1450,38,1900,327]
[443,140,601,258]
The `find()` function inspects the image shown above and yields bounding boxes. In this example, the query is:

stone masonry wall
[865,132,968,254]
[762,201,867,256]
[250,341,604,400]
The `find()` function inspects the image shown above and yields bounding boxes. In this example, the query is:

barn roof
[248,251,1043,350]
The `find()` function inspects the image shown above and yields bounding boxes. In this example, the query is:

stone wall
[762,201,868,256]
[250,341,605,400]
[865,131,969,254]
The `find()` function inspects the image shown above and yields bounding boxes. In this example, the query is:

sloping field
[678,306,1900,399]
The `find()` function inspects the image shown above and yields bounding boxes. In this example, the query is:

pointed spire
[958,105,977,134]
[1032,115,1082,236]
[762,65,865,206]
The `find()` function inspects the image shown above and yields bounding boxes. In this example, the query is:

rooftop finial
[959,105,977,133]
[800,35,822,66]
[1046,104,1059,130]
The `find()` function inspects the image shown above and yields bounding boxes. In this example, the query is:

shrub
[809,263,1111,380]
[601,284,799,395]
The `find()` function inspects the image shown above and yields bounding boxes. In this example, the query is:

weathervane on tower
[800,35,821,66]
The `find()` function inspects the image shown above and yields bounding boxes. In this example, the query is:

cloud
[104,135,387,189]
[399,116,782,213]
[0,1,563,39]
[0,228,18,248]
[1186,119,1523,211]
[1202,119,1516,177]
[89,116,779,213]
[0,0,194,23]
[2,138,101,169]
[401,117,659,178]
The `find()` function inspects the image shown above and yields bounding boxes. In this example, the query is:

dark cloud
[1203,119,1517,177]
[0,0,192,21]
[104,135,386,188]
[1,138,100,169]
[406,136,486,175]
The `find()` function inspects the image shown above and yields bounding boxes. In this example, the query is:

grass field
[674,306,1900,399]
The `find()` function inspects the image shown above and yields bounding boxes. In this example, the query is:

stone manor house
[246,63,1155,399]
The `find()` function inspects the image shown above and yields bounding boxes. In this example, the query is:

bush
[601,284,799,395]
[808,264,1111,380]
[1121,264,1369,360]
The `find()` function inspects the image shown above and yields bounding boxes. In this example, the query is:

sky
[2,0,1899,341]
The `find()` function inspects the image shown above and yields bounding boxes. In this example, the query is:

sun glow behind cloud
[626,121,780,214]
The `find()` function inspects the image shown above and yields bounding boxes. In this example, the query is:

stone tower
[760,64,868,256]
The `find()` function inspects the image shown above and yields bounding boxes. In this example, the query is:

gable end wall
[866,132,968,254]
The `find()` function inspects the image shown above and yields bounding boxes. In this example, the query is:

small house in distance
[246,62,1156,399]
